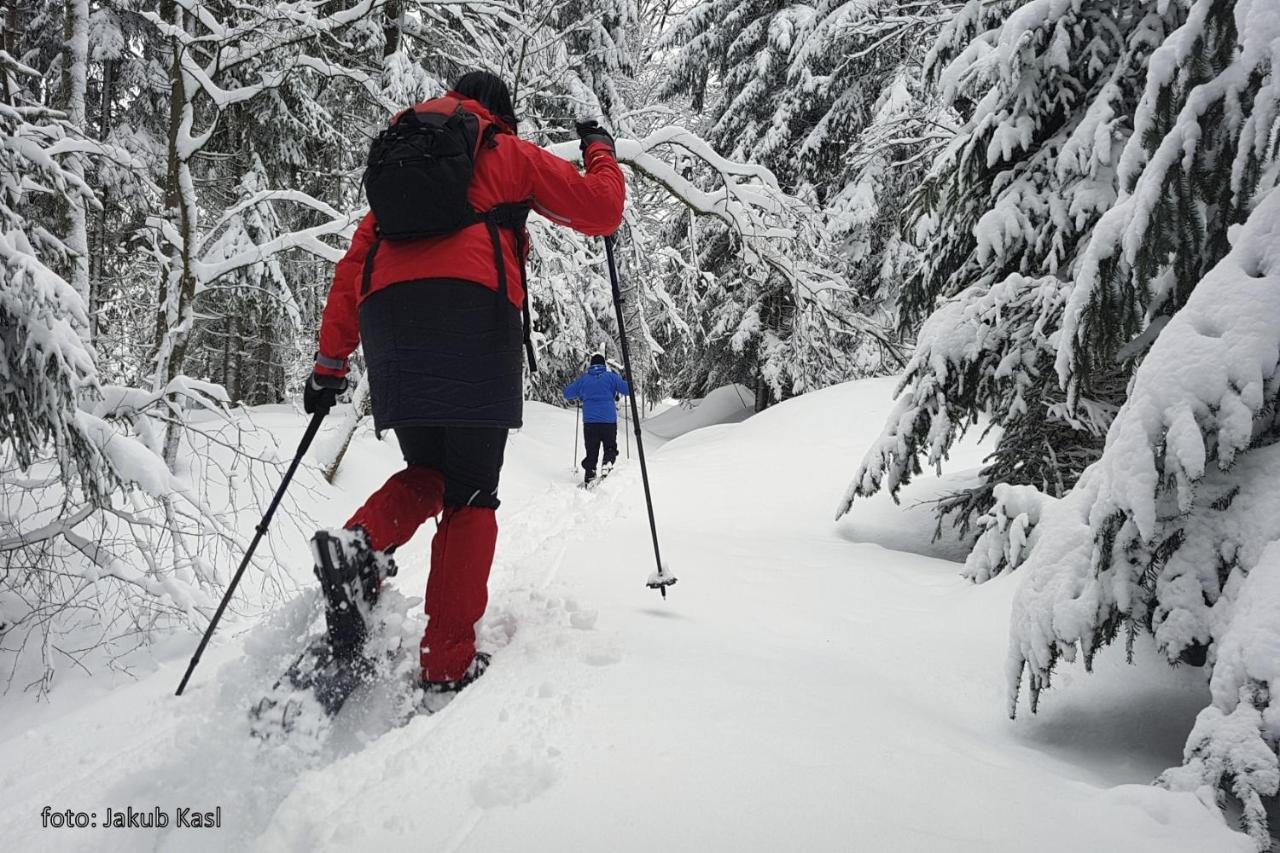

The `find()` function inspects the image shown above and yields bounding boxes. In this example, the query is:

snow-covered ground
[0,379,1251,852]
[641,383,755,440]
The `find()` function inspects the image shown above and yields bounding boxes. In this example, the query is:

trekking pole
[604,235,676,597]
[624,392,631,459]
[176,409,327,696]
[572,401,580,472]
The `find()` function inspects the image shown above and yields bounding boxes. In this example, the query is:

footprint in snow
[469,748,558,808]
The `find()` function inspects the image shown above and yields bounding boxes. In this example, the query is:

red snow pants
[344,426,506,682]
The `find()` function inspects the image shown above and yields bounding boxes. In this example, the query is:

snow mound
[641,384,754,440]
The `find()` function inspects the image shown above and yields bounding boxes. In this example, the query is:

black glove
[304,371,348,416]
[576,120,615,154]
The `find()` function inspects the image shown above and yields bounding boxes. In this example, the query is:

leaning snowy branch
[194,193,361,282]
[546,127,786,241]
[549,128,902,353]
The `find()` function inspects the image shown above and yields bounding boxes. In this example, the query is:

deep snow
[640,383,755,440]
[0,378,1252,852]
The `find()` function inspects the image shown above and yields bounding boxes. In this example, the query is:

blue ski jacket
[563,365,630,423]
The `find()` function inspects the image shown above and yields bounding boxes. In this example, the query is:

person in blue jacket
[563,354,630,484]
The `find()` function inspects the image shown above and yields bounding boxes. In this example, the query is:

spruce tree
[659,0,933,404]
[843,0,1192,530]
[1009,184,1280,848]
[990,0,1280,842]
[0,48,111,500]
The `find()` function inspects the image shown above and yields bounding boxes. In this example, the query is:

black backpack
[361,100,536,368]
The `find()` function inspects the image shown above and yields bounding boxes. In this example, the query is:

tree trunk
[62,0,90,312]
[221,311,232,397]
[155,1,200,467]
[755,367,770,413]
[382,0,401,56]
[320,6,405,481]
[233,310,244,404]
[615,232,649,394]
[317,374,372,484]
[90,58,115,342]
[0,3,15,105]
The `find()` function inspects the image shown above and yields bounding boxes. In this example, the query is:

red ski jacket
[316,95,625,377]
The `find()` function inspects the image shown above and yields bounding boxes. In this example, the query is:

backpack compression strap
[481,203,537,372]
[514,229,536,372]
[361,231,383,296]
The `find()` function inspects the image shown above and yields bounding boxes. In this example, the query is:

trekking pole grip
[175,409,327,696]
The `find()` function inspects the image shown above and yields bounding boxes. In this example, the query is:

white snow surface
[0,380,1251,852]
[640,383,755,440]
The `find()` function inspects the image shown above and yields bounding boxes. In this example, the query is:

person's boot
[582,468,596,487]
[418,652,491,714]
[310,526,397,659]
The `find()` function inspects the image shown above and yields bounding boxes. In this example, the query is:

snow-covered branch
[1008,187,1280,844]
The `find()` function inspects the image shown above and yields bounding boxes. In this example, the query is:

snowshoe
[249,638,377,743]
[249,533,400,745]
[416,651,491,716]
[581,464,614,490]
[248,600,415,745]
[310,527,396,659]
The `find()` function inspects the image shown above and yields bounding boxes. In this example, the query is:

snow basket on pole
[603,235,677,598]
[175,409,327,695]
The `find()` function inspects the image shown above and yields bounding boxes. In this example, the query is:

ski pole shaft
[573,401,580,472]
[603,235,670,597]
[175,409,326,696]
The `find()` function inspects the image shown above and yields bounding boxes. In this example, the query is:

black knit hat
[590,353,606,366]
[452,70,518,133]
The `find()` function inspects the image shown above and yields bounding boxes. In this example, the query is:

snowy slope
[641,383,755,440]
[0,379,1250,852]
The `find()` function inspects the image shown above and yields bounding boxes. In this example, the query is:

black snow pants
[397,426,509,509]
[582,422,619,475]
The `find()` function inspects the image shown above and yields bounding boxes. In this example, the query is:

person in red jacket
[303,71,624,707]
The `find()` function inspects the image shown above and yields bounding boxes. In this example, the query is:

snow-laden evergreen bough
[962,483,1058,583]
[834,271,1107,532]
[0,54,105,500]
[850,0,1280,524]
[1056,0,1280,402]
[845,0,1280,838]
[1007,184,1280,848]
[846,0,1197,530]
[1159,544,1280,849]
[660,0,946,399]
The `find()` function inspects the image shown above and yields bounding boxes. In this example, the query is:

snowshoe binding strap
[310,527,397,658]
[420,651,491,695]
[417,651,491,716]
